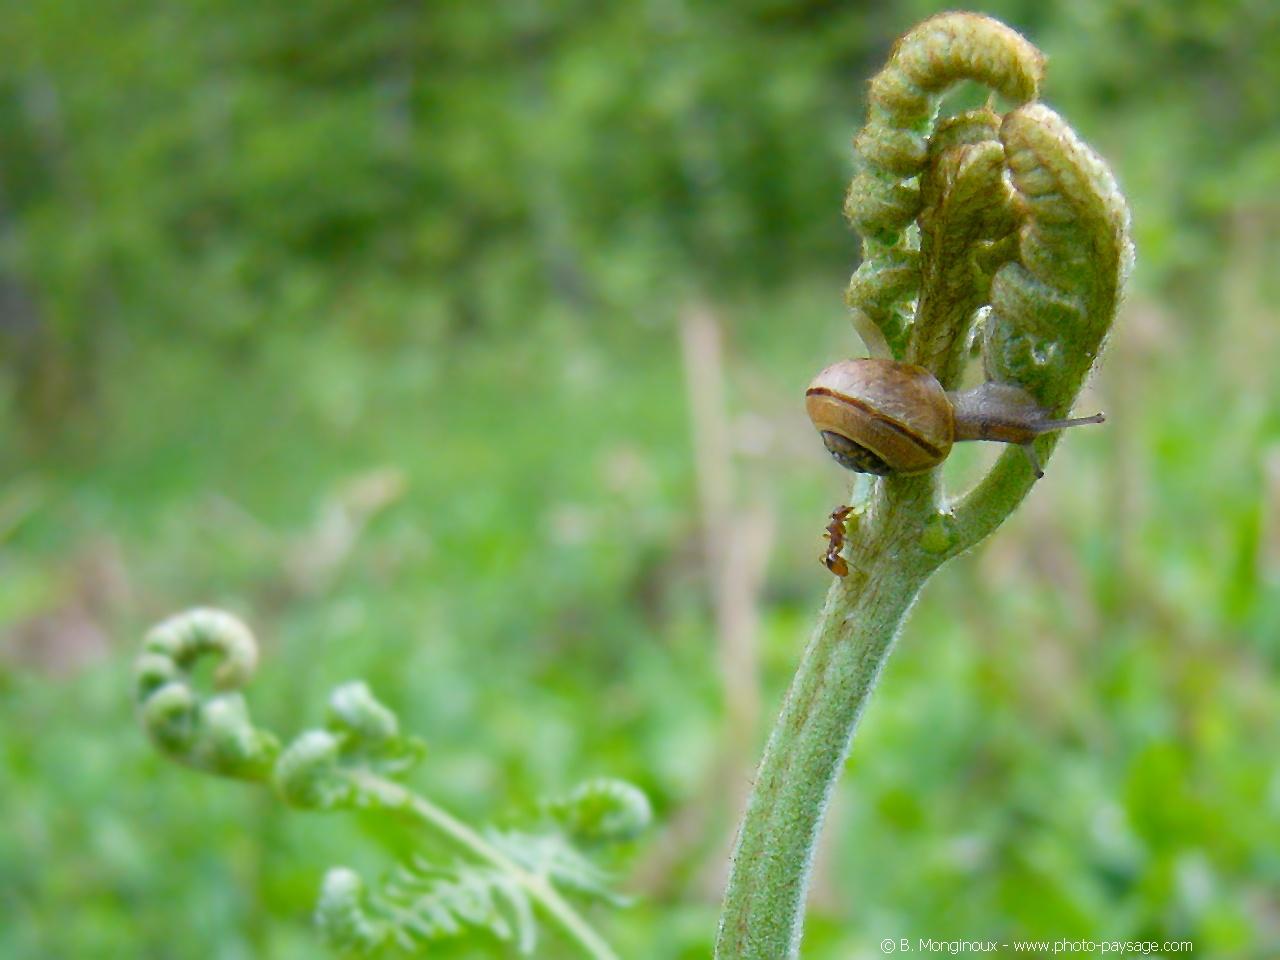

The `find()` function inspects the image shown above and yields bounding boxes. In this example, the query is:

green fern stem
[716,11,1130,957]
[348,772,622,960]
[717,474,940,956]
[715,465,1046,956]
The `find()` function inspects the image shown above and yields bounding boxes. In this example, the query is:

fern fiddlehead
[845,13,1044,361]
[135,609,649,959]
[136,608,279,780]
[718,14,1131,958]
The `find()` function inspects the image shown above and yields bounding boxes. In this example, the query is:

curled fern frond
[141,607,259,688]
[846,12,1045,359]
[134,608,278,780]
[865,13,1044,132]
[274,684,425,811]
[546,777,653,845]
[274,730,358,809]
[326,681,426,778]
[328,680,400,742]
[986,102,1135,408]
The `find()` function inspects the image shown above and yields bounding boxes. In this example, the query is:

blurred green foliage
[1,1,1278,957]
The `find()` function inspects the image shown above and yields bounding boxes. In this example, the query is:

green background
[2,0,1278,957]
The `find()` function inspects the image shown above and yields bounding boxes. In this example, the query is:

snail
[805,358,1104,480]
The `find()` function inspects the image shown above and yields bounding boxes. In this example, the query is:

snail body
[805,358,1104,478]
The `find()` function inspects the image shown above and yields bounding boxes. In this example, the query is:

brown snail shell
[805,358,954,475]
[806,357,1106,478]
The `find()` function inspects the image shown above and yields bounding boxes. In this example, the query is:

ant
[822,505,855,577]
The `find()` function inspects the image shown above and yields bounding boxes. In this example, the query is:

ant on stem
[822,505,855,577]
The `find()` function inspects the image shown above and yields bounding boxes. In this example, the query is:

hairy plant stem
[716,474,948,957]
[716,447,1048,958]
[351,771,621,960]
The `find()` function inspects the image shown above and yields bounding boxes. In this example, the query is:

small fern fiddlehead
[136,608,278,780]
[719,13,1131,958]
[273,680,427,810]
[546,778,653,845]
[134,608,649,959]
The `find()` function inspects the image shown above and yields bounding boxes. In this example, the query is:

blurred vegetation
[1,1,1278,958]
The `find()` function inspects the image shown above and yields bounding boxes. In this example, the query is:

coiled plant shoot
[716,13,1132,958]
